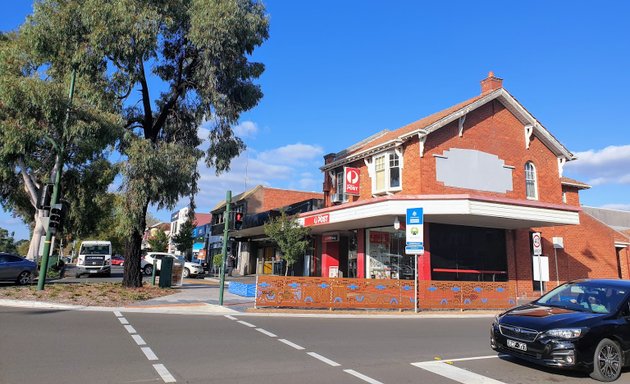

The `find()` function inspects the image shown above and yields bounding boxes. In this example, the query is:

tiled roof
[561,177,591,189]
[327,92,490,164]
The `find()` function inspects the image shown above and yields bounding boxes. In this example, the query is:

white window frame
[335,171,348,202]
[369,150,403,195]
[525,162,538,200]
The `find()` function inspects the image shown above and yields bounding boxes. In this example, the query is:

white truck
[75,240,112,277]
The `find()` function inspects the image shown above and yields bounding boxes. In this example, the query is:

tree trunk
[26,210,46,261]
[122,200,148,288]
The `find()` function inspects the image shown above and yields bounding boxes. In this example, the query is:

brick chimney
[480,71,503,93]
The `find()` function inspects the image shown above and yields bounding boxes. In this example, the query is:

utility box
[159,256,173,288]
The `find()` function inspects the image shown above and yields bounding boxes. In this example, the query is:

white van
[75,240,112,277]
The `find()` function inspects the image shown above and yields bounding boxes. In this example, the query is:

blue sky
[2,1,630,241]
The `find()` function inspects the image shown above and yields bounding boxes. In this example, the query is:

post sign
[532,232,542,256]
[344,167,360,195]
[303,214,330,226]
[405,208,424,255]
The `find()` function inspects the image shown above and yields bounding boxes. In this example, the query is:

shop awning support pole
[414,253,419,313]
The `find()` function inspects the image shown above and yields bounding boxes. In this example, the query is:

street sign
[532,232,542,256]
[405,208,424,255]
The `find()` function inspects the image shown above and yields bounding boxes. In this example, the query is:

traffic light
[48,202,67,233]
[37,184,53,210]
[234,212,243,230]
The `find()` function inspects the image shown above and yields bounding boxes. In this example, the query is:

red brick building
[297,73,630,299]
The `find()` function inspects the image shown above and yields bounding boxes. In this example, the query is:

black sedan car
[492,279,630,381]
[0,252,37,285]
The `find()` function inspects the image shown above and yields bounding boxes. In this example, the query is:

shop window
[366,227,415,280]
[429,223,507,282]
[372,151,402,194]
[525,162,538,200]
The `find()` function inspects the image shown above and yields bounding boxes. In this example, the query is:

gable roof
[321,82,575,172]
[561,177,591,190]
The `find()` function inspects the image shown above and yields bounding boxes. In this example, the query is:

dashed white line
[124,325,137,334]
[278,339,305,350]
[255,328,277,337]
[153,364,176,383]
[132,334,147,346]
[237,320,256,328]
[343,369,384,384]
[113,311,122,317]
[118,317,129,325]
[307,352,341,367]
[224,315,237,320]
[141,347,159,361]
[412,355,507,384]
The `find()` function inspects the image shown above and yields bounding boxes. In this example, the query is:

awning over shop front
[297,194,580,234]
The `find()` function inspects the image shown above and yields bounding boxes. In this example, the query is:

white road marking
[412,355,507,384]
[141,347,159,361]
[153,364,177,383]
[256,328,277,337]
[124,325,137,334]
[237,320,256,328]
[113,311,122,317]
[132,334,146,346]
[278,339,305,350]
[224,315,237,320]
[343,369,383,384]
[307,352,341,367]
[118,317,129,325]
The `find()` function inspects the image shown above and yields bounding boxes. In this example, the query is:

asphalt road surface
[3,307,629,384]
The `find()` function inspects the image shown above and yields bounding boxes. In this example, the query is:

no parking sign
[532,232,542,256]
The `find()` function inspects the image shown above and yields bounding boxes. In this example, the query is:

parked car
[491,279,630,382]
[111,255,125,266]
[0,252,37,285]
[144,252,204,278]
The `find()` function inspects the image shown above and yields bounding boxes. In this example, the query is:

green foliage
[263,211,311,276]
[213,253,223,267]
[0,228,17,253]
[16,240,30,256]
[16,0,269,288]
[172,218,195,258]
[147,228,169,252]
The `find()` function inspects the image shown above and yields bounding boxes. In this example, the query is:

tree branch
[17,157,39,208]
[138,61,154,137]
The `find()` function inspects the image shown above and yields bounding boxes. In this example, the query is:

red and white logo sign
[344,167,360,195]
[303,214,330,227]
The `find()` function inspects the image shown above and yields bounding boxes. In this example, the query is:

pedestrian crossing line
[412,355,507,384]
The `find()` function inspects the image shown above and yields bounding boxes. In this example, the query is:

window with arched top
[525,162,538,200]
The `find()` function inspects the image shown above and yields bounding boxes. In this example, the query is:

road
[2,307,626,384]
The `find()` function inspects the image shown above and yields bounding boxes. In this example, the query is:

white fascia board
[468,200,580,225]
[305,198,579,227]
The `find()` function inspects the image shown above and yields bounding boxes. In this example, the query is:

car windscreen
[80,245,111,255]
[536,282,628,314]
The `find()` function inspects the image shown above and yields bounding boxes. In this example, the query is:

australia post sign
[344,167,360,195]
[303,214,330,227]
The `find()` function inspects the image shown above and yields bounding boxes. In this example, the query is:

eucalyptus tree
[24,0,269,287]
[0,29,121,261]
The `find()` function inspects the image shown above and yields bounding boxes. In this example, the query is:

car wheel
[183,268,190,278]
[16,271,32,285]
[143,265,153,276]
[591,338,623,382]
[75,273,82,278]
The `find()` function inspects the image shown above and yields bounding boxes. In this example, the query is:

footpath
[0,273,500,318]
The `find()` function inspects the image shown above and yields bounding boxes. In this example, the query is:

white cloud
[258,143,324,165]
[233,121,259,138]
[565,145,630,186]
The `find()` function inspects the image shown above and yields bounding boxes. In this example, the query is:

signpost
[405,208,424,313]
[532,232,545,294]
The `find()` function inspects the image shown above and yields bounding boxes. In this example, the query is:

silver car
[0,253,37,285]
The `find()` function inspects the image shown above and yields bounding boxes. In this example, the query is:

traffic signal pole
[218,190,231,305]
[37,68,76,291]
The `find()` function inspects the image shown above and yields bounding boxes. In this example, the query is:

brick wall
[260,188,323,213]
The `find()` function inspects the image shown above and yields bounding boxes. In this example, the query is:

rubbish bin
[159,256,173,288]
